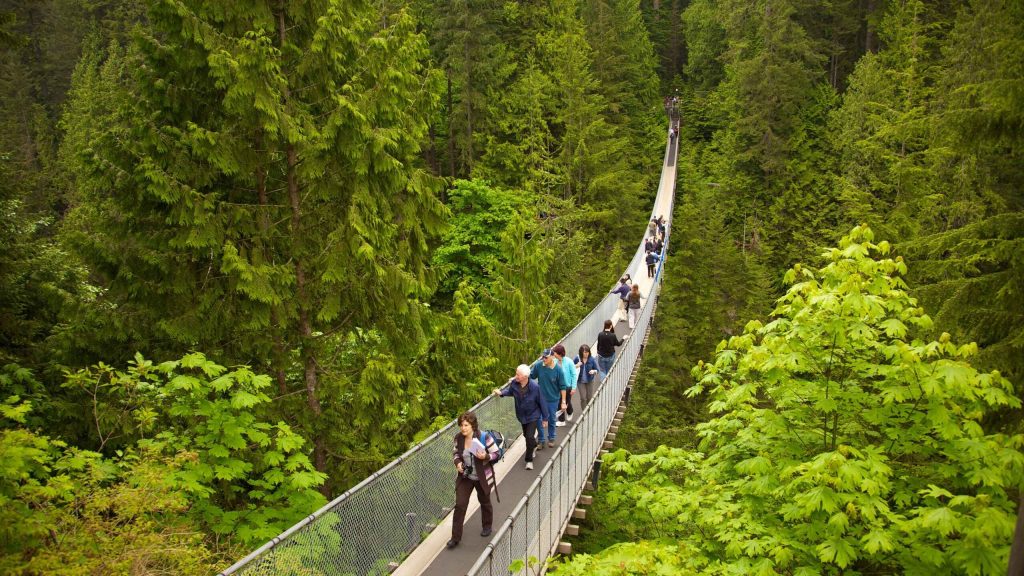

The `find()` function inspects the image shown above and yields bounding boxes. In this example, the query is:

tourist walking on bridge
[645,250,661,278]
[531,349,567,448]
[627,284,644,329]
[447,411,500,549]
[574,344,600,409]
[492,365,548,470]
[596,319,628,377]
[611,277,630,323]
[552,344,577,426]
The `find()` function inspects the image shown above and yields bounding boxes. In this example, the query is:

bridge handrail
[464,125,677,576]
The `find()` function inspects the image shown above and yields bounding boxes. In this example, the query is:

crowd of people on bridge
[446,206,670,551]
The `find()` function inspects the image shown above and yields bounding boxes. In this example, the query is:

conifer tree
[435,0,509,177]
[61,0,446,484]
[830,0,948,240]
[581,0,660,144]
[697,0,831,272]
[897,0,1024,386]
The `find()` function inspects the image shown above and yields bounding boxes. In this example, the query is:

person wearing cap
[551,344,577,426]
[530,349,566,448]
[492,364,549,470]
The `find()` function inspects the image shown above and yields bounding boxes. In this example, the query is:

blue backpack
[483,430,506,461]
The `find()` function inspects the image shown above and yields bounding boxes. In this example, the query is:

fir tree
[61,0,447,486]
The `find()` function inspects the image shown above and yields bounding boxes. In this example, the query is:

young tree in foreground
[554,225,1023,575]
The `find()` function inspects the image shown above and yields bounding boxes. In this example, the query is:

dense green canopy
[0,0,1020,573]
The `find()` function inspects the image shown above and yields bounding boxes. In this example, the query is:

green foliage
[681,0,726,92]
[900,213,1024,390]
[554,537,700,575]
[559,226,1023,575]
[433,179,535,297]
[1,396,225,575]
[418,282,502,417]
[58,0,451,492]
[62,353,327,545]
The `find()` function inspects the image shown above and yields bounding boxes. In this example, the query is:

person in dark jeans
[448,411,500,549]
[492,364,550,470]
[645,250,661,277]
[574,344,600,409]
[596,319,629,376]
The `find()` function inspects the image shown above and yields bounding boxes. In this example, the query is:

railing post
[406,512,417,551]
[591,461,602,492]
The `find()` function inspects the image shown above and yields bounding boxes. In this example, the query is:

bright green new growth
[556,225,1023,575]
[62,352,327,545]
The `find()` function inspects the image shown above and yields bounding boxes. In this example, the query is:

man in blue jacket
[492,364,550,470]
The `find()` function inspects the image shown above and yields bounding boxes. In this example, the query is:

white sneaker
[525,462,534,470]
[555,421,566,427]
[565,414,573,422]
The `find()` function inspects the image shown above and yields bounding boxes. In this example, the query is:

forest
[0,0,1020,574]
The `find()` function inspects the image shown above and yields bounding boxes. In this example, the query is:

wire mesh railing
[465,127,677,576]
[466,258,666,576]
[217,124,677,576]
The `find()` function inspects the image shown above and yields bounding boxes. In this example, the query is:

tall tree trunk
[864,0,878,53]
[255,133,289,396]
[464,49,474,174]
[669,0,681,78]
[1010,497,1024,576]
[278,2,327,484]
[447,71,456,179]
[426,124,441,186]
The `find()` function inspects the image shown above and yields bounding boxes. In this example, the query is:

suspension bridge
[218,119,680,576]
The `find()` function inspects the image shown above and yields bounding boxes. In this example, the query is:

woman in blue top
[574,344,600,409]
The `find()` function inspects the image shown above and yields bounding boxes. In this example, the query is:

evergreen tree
[435,0,510,177]
[581,0,660,144]
[61,0,447,487]
[897,0,1024,387]
[681,0,726,92]
[831,0,949,240]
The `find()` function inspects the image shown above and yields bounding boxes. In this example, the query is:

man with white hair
[493,364,550,470]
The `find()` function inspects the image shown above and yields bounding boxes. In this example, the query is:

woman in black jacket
[595,319,628,377]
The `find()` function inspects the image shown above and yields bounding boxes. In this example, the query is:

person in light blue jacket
[574,344,600,409]
[552,344,577,425]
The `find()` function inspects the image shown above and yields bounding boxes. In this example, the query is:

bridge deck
[399,132,679,576]
[402,319,634,576]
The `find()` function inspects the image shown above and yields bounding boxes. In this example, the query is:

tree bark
[864,0,878,54]
[1009,497,1024,576]
[255,137,289,396]
[278,2,327,483]
[447,71,456,179]
[669,0,681,78]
